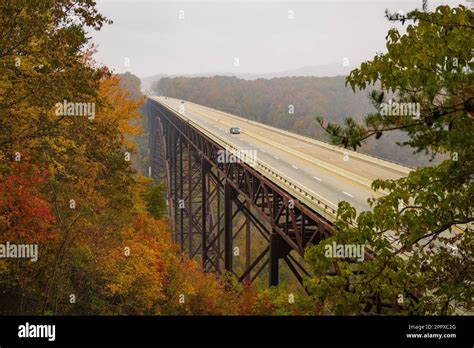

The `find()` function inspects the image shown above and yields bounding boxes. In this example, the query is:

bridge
[145,96,412,289]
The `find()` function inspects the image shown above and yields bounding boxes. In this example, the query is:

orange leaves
[98,214,171,314]
[165,255,239,315]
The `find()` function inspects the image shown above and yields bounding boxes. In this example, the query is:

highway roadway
[152,96,412,216]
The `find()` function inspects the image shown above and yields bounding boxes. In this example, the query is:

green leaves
[307,4,474,315]
[143,183,167,219]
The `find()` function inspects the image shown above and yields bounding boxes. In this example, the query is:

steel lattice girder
[147,99,334,288]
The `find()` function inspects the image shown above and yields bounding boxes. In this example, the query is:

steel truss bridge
[145,96,411,291]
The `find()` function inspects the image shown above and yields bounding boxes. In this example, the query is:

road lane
[155,96,405,213]
[178,97,411,181]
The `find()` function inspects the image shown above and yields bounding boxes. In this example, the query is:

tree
[143,183,168,220]
[0,0,110,156]
[306,5,473,314]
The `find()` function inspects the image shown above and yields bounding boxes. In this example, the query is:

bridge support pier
[269,231,294,286]
[201,159,210,269]
[224,182,236,272]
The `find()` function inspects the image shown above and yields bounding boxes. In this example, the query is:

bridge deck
[151,96,412,220]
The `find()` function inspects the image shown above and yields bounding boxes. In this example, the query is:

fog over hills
[140,63,357,89]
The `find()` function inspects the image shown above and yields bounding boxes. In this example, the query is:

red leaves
[0,160,57,243]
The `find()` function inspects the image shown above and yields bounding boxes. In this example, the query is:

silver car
[229,127,241,134]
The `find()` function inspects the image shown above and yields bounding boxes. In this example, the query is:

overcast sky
[91,0,467,78]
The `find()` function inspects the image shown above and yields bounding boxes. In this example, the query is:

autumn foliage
[0,0,310,315]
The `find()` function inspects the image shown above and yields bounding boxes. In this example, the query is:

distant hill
[141,63,357,92]
[141,74,168,90]
[242,63,357,79]
[155,75,440,167]
[117,72,142,98]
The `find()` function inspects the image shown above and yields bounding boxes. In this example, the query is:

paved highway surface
[153,96,411,215]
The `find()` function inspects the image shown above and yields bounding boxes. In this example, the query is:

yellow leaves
[98,214,171,314]
[96,75,145,150]
[0,260,8,274]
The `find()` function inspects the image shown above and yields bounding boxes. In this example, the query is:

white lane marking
[292,165,299,170]
[313,176,322,182]
[342,191,354,198]
[274,156,279,160]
